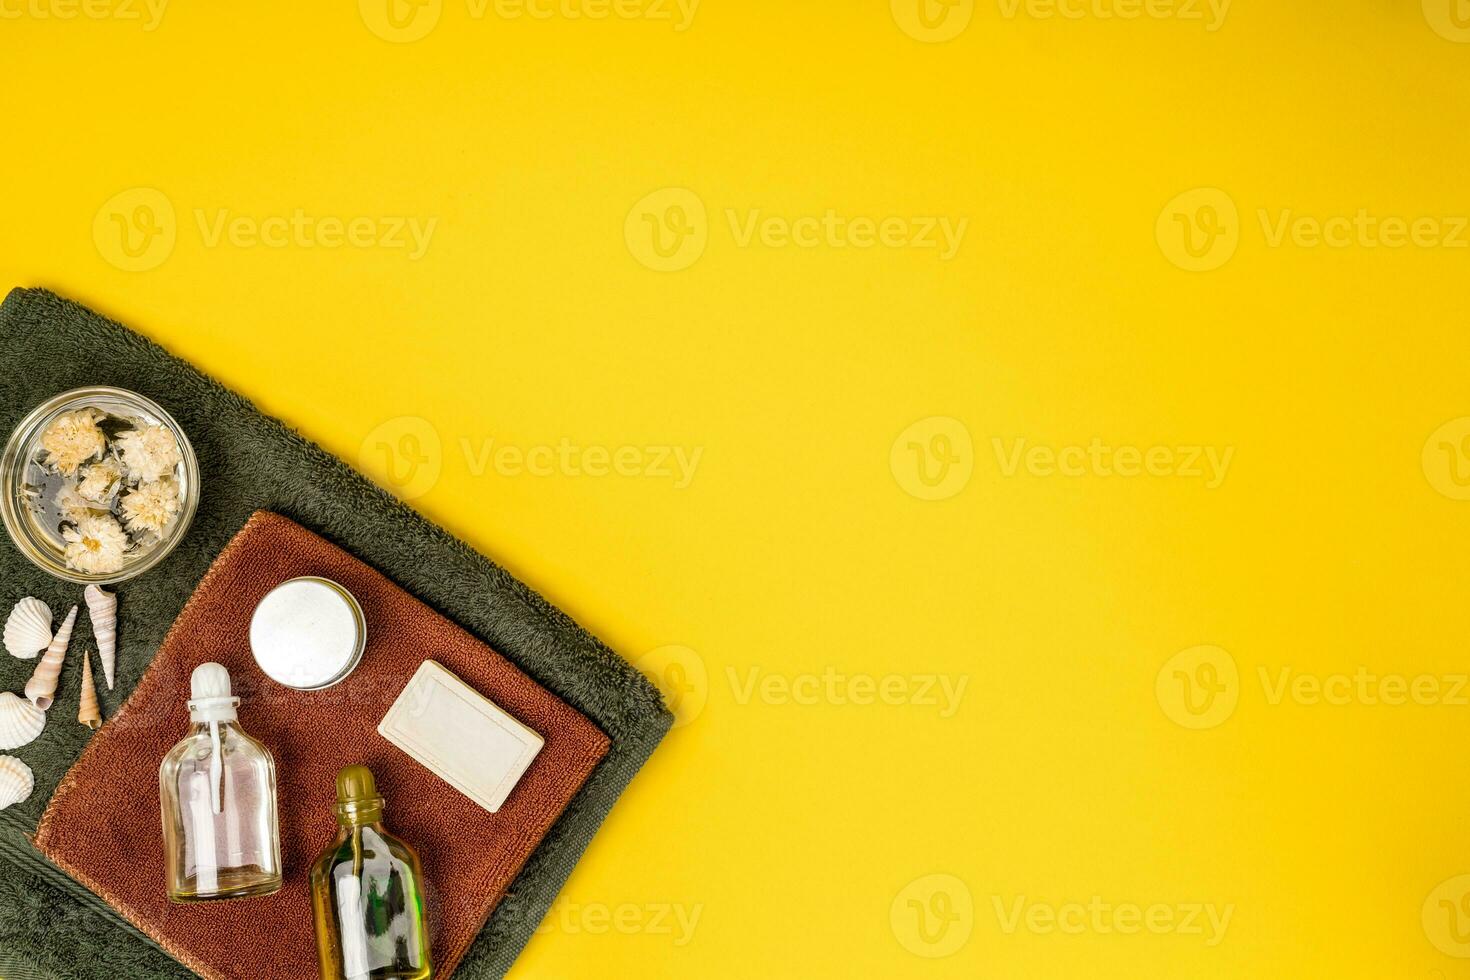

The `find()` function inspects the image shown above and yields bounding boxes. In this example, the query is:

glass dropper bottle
[158,662,283,902]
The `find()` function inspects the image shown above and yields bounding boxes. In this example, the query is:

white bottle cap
[188,662,240,723]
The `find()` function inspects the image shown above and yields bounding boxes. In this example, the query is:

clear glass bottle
[158,662,283,902]
[310,765,433,980]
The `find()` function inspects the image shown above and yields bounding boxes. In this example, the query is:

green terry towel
[0,287,672,980]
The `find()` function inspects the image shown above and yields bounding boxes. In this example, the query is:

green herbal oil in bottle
[310,765,433,980]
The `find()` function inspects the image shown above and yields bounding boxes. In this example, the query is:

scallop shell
[4,597,53,659]
[0,754,34,811]
[25,605,77,710]
[78,651,101,731]
[0,692,45,750]
[84,585,117,690]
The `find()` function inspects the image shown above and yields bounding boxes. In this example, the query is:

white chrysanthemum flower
[62,514,130,575]
[40,408,107,476]
[53,482,100,522]
[115,424,182,484]
[77,458,124,503]
[121,479,181,533]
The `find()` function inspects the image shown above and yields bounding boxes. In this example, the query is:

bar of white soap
[378,660,544,813]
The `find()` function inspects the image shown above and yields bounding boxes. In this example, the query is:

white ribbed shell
[0,692,45,751]
[4,597,53,659]
[0,754,34,811]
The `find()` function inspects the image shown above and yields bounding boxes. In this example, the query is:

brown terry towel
[32,511,611,980]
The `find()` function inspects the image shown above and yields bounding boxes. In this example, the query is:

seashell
[78,651,101,731]
[0,692,45,750]
[0,754,34,811]
[4,597,53,660]
[25,605,77,710]
[84,585,118,690]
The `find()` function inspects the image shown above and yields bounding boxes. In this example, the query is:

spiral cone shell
[25,605,77,710]
[85,585,117,690]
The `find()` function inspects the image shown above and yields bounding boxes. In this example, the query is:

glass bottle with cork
[310,764,433,980]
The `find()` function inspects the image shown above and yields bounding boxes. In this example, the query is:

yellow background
[3,1,1470,976]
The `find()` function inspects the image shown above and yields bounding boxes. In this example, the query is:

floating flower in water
[25,402,190,577]
[53,482,98,522]
[115,424,181,484]
[76,458,124,503]
[121,479,181,533]
[62,515,129,575]
[39,408,106,476]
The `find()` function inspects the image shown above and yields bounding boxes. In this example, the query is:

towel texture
[34,511,610,980]
[0,288,671,980]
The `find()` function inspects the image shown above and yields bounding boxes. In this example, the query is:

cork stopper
[337,764,378,804]
[335,764,385,825]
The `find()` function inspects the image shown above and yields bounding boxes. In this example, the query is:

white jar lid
[249,577,366,691]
